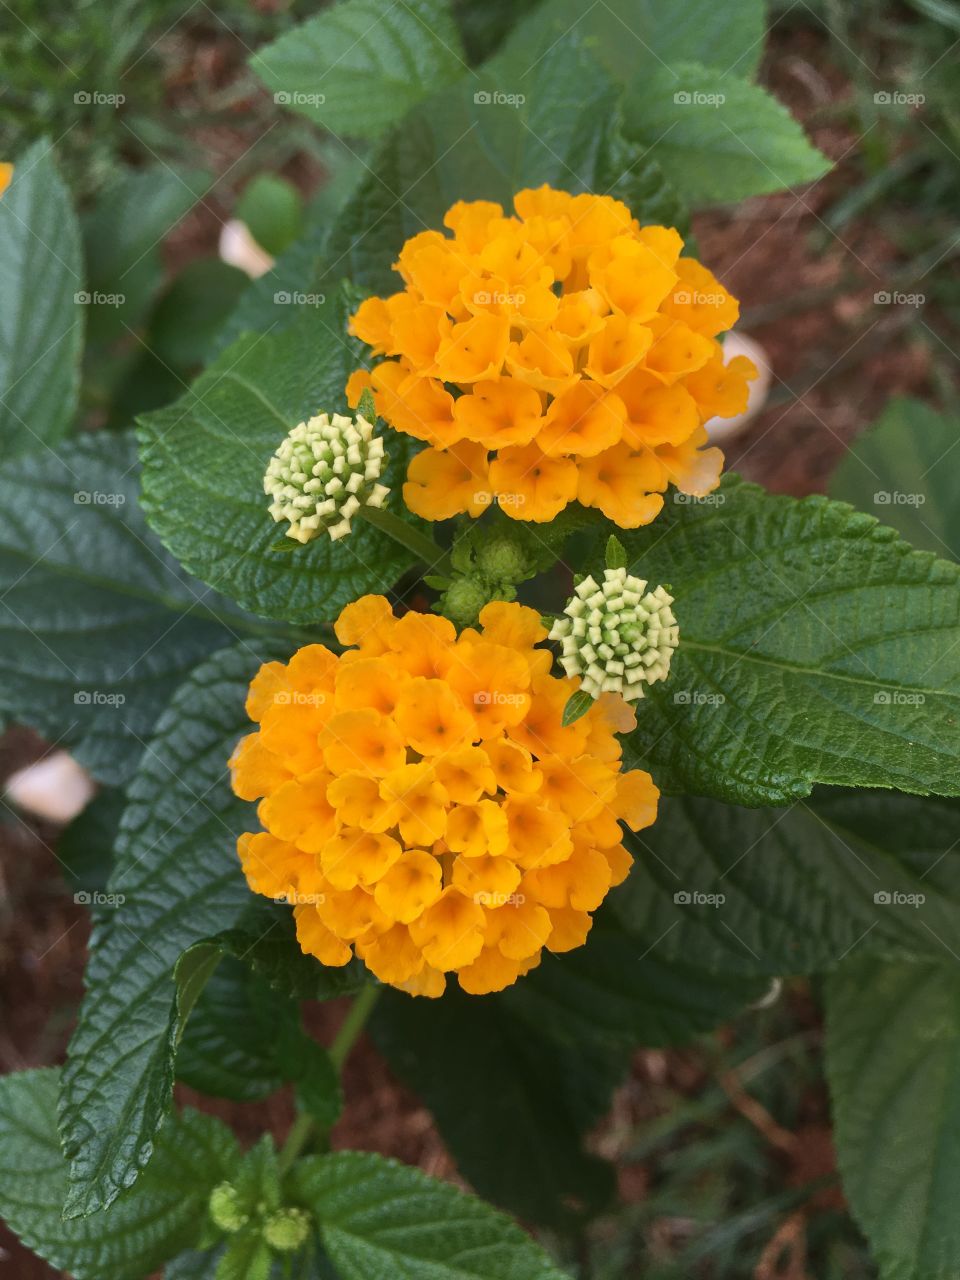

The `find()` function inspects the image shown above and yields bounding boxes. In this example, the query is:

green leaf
[58,644,285,1218]
[289,1151,572,1279]
[58,787,127,894]
[0,1067,239,1280]
[605,534,628,570]
[0,433,253,785]
[561,689,593,727]
[251,0,466,139]
[217,1234,273,1280]
[178,954,343,1130]
[0,140,83,455]
[609,475,960,804]
[825,958,960,1280]
[532,0,767,79]
[150,260,248,371]
[325,36,671,291]
[830,396,960,562]
[235,175,304,258]
[371,987,621,1226]
[83,164,210,340]
[622,61,831,205]
[138,298,425,624]
[615,790,960,977]
[505,920,765,1048]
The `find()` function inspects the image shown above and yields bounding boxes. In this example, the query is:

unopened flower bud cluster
[265,412,389,543]
[550,567,679,700]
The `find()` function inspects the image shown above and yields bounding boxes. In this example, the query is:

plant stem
[276,985,381,1174]
[329,983,381,1071]
[359,506,451,576]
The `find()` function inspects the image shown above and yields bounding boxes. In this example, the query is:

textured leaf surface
[290,1151,572,1279]
[251,0,465,138]
[0,140,83,454]
[504,922,765,1049]
[611,476,960,804]
[825,958,960,1280]
[58,645,285,1217]
[138,301,425,624]
[0,1068,238,1280]
[623,61,830,204]
[534,0,767,79]
[371,988,621,1226]
[326,36,671,292]
[616,790,960,976]
[0,433,252,784]
[831,396,960,561]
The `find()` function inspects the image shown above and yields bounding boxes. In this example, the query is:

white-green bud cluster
[550,567,678,701]
[265,413,389,543]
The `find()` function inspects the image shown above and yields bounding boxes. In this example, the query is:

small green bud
[476,537,529,584]
[263,1207,311,1252]
[441,576,491,627]
[209,1182,248,1233]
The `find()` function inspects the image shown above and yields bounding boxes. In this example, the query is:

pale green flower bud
[265,412,389,544]
[263,1206,311,1252]
[549,567,679,701]
[209,1182,248,1233]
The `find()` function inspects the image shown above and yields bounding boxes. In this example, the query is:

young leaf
[288,1151,572,1279]
[830,396,960,561]
[561,689,593,727]
[623,62,831,204]
[216,1234,273,1280]
[0,433,257,784]
[251,0,466,139]
[0,1068,239,1280]
[58,644,287,1218]
[825,958,960,1280]
[608,476,960,804]
[605,534,628,570]
[138,299,426,624]
[371,988,622,1227]
[0,139,83,455]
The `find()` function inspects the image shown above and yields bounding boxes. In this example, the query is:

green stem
[276,986,381,1174]
[329,983,381,1071]
[359,506,451,576]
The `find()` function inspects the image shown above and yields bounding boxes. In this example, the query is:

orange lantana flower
[230,597,659,998]
[347,186,756,527]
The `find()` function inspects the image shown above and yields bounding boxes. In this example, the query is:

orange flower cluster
[230,596,659,997]
[347,185,756,527]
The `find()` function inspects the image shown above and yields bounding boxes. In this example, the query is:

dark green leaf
[825,957,960,1280]
[0,1067,238,1280]
[138,298,425,624]
[830,396,960,562]
[609,475,960,804]
[58,787,127,894]
[0,140,83,454]
[0,433,254,784]
[235,175,304,258]
[289,1151,572,1279]
[371,987,620,1227]
[58,645,285,1218]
